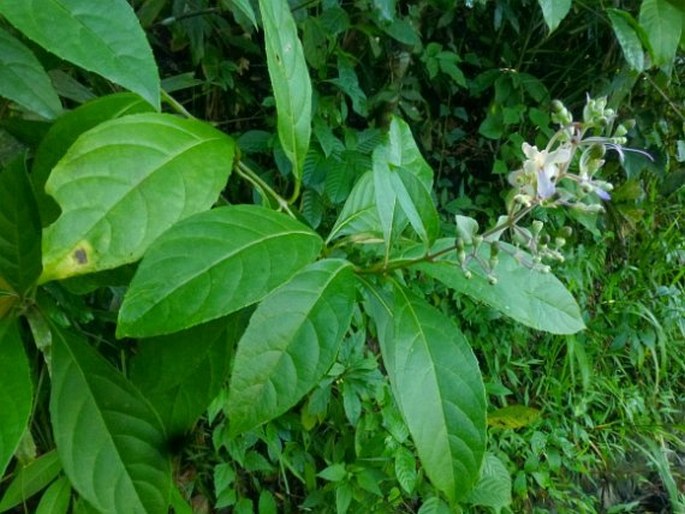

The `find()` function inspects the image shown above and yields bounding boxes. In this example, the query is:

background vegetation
[0,0,683,513]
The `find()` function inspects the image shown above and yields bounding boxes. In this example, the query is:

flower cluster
[453,96,648,280]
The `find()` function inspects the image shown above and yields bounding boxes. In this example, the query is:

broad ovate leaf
[32,93,154,225]
[118,205,322,338]
[412,239,585,334]
[129,313,249,436]
[227,259,356,435]
[49,325,171,514]
[0,157,42,294]
[367,282,486,502]
[0,0,160,109]
[0,27,61,120]
[0,318,33,477]
[40,113,235,283]
[259,0,312,187]
[466,453,512,513]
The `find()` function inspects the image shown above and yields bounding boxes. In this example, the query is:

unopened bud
[487,275,498,285]
[473,235,483,250]
[614,124,628,137]
[531,220,544,236]
[560,226,573,238]
[463,269,472,280]
[624,119,636,130]
[588,143,606,160]
[458,249,466,265]
[455,237,465,251]
[489,256,499,270]
[539,234,550,245]
[555,237,566,248]
[551,99,565,113]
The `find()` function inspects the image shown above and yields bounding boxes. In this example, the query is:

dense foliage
[0,0,683,513]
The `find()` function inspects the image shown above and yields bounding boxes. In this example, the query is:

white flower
[521,143,571,199]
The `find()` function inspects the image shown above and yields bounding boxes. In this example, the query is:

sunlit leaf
[118,205,322,338]
[227,259,356,435]
[40,113,235,283]
[50,325,171,513]
[0,0,160,108]
[488,405,541,429]
[0,27,61,119]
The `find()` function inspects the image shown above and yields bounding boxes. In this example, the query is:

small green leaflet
[227,259,356,435]
[0,0,160,109]
[537,0,572,33]
[50,325,171,514]
[258,0,312,191]
[0,450,62,512]
[117,205,323,338]
[0,318,33,478]
[0,27,61,120]
[40,113,235,283]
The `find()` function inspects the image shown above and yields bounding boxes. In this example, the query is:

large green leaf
[0,27,61,120]
[258,0,312,188]
[117,205,322,338]
[0,156,42,294]
[327,171,382,243]
[129,313,249,436]
[537,0,572,32]
[0,450,62,512]
[0,318,33,478]
[640,0,682,66]
[227,259,356,435]
[607,9,647,71]
[32,93,154,225]
[49,325,171,514]
[412,239,585,334]
[40,113,235,283]
[366,282,486,502]
[0,0,160,109]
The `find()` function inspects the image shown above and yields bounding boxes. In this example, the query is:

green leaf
[0,28,61,120]
[0,156,42,294]
[40,113,235,283]
[537,0,572,32]
[118,205,322,338]
[488,405,541,429]
[0,450,62,512]
[412,239,586,334]
[169,486,193,514]
[223,0,258,29]
[227,259,356,435]
[608,9,646,71]
[384,117,433,189]
[0,318,33,478]
[466,453,512,513]
[394,447,417,494]
[129,313,249,436]
[318,463,347,482]
[328,171,382,243]
[417,497,452,514]
[0,0,160,109]
[640,0,682,66]
[258,0,312,188]
[368,283,486,502]
[32,93,155,225]
[49,326,171,514]
[35,475,71,514]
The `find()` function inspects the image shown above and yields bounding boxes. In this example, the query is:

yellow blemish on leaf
[40,240,96,283]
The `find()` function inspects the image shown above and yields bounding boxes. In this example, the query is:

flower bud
[551,99,565,112]
[555,237,566,248]
[624,119,636,130]
[588,143,606,160]
[473,235,483,250]
[458,249,466,265]
[463,269,472,280]
[489,256,499,270]
[488,275,498,285]
[614,124,628,137]
[455,237,465,251]
[531,220,544,236]
[560,226,573,238]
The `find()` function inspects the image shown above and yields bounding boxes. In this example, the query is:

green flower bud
[488,275,498,285]
[455,237,465,251]
[463,269,472,280]
[489,256,499,270]
[624,119,636,130]
[555,237,566,248]
[614,124,628,137]
[458,249,466,265]
[531,220,544,236]
[551,99,565,113]
[473,235,483,250]
[588,143,606,160]
[560,226,573,238]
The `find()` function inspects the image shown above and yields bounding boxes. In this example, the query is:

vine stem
[235,161,296,219]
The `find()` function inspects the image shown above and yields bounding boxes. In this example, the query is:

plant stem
[161,90,195,119]
[235,161,296,219]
